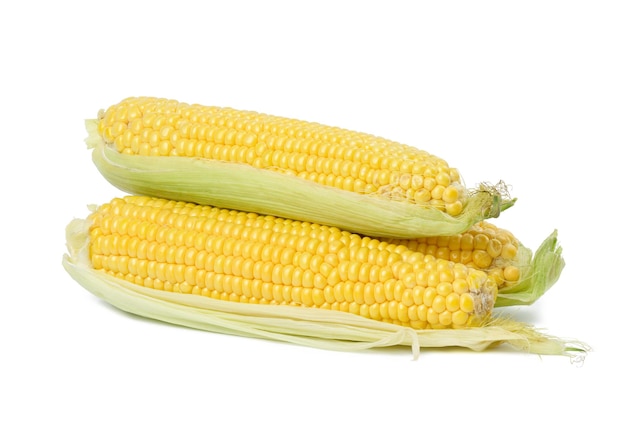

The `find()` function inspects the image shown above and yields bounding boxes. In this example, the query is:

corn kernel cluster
[382,221,521,290]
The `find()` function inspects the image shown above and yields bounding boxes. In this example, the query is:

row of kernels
[103,98,451,168]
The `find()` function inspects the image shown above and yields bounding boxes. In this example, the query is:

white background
[2,1,624,429]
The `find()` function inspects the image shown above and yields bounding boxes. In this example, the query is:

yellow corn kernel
[504,265,521,282]
[87,195,497,329]
[459,293,475,313]
[501,243,518,260]
[452,310,469,326]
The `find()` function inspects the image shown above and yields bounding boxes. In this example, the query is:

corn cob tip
[475,180,516,219]
[380,220,562,307]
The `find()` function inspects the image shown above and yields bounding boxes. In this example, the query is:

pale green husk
[63,215,587,359]
[86,119,515,239]
[495,230,565,307]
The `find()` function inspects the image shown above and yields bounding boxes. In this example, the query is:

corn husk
[495,230,565,307]
[86,119,515,239]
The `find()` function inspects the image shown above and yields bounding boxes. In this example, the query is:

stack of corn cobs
[63,96,587,359]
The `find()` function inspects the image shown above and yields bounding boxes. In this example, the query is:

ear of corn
[62,195,585,358]
[85,97,515,239]
[82,195,499,330]
[379,221,564,306]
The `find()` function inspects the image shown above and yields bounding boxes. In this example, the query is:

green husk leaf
[495,230,564,307]
[63,214,587,359]
[86,119,515,239]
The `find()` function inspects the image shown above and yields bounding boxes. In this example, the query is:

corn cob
[85,97,515,238]
[85,195,499,329]
[62,195,583,357]
[379,221,564,306]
